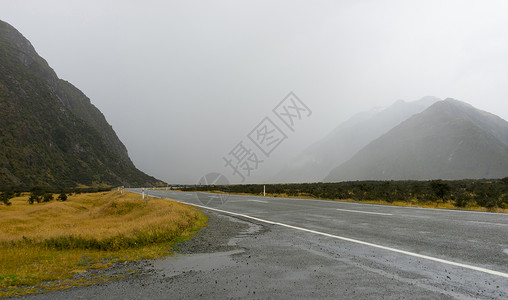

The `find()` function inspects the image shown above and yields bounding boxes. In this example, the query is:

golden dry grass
[338,198,508,213]
[0,191,207,297]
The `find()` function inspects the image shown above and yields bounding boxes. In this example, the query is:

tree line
[0,186,112,206]
[183,178,508,209]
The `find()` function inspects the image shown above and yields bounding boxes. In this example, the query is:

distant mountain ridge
[325,99,508,181]
[274,96,440,182]
[0,20,162,189]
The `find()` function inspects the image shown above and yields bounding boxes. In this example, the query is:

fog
[2,0,508,184]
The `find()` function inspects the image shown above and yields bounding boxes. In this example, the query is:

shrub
[57,193,68,201]
[0,192,14,206]
[500,194,508,209]
[28,193,41,204]
[28,188,45,204]
[42,193,54,202]
[430,180,450,202]
[453,194,471,207]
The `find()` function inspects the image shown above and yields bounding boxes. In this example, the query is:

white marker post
[142,188,145,200]
[263,185,266,197]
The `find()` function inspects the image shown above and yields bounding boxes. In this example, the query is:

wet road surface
[22,189,508,299]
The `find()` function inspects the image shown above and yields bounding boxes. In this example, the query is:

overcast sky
[2,0,508,184]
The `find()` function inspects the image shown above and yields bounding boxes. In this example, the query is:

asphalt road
[22,189,508,299]
[143,189,508,298]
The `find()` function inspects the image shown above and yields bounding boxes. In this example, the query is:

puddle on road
[151,213,264,278]
[503,249,508,255]
[153,249,244,277]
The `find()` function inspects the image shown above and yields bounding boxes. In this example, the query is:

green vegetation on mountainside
[0,20,163,191]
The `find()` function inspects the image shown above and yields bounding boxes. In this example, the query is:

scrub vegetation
[0,191,207,298]
[183,178,508,212]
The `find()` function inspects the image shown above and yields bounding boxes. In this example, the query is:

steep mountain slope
[274,96,439,182]
[0,20,161,190]
[325,99,508,181]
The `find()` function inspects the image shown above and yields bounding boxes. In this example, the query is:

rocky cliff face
[0,20,162,190]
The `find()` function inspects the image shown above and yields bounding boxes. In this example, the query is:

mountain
[274,96,439,182]
[0,20,162,190]
[325,99,508,181]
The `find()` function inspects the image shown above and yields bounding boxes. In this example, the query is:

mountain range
[275,96,440,182]
[0,20,162,190]
[2,19,507,188]
[324,99,508,181]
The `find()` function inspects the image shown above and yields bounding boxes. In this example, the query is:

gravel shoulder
[18,210,261,299]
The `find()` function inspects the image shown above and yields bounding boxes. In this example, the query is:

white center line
[180,201,508,279]
[249,200,268,203]
[140,192,508,279]
[336,208,392,216]
[226,199,268,203]
[467,221,508,227]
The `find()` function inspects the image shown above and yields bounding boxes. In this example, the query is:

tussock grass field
[0,191,207,298]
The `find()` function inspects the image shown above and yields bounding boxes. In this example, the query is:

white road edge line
[336,208,392,216]
[144,192,508,279]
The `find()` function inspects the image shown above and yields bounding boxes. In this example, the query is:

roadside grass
[0,191,207,298]
[332,198,508,213]
[187,190,508,213]
[271,192,508,213]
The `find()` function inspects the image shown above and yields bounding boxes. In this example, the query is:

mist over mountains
[0,20,162,190]
[275,96,440,182]
[325,99,508,181]
[1,18,507,188]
